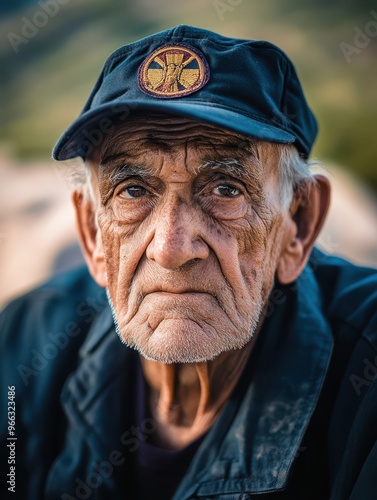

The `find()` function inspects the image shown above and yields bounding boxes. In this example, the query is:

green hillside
[1,0,376,190]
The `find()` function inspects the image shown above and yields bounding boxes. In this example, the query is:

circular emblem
[138,44,210,99]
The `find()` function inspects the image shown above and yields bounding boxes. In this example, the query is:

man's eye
[122,186,148,198]
[213,185,241,197]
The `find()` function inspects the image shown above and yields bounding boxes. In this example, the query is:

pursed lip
[145,289,212,297]
[140,285,219,303]
[138,288,224,310]
[143,284,213,295]
[142,291,218,309]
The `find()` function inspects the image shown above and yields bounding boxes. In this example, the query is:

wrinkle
[98,116,260,167]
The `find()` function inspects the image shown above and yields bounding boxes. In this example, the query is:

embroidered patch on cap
[138,44,210,98]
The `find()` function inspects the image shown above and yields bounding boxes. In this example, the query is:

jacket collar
[60,263,333,498]
[60,304,139,460]
[174,264,333,498]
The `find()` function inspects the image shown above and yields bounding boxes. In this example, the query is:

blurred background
[1,0,377,307]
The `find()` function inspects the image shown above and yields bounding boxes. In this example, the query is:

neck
[140,342,254,449]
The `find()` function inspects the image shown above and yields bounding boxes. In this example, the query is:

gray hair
[277,144,317,208]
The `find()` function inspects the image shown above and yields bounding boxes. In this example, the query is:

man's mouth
[144,286,211,295]
[140,289,222,312]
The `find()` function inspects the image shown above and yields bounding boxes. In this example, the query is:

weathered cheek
[238,210,285,292]
[98,209,139,296]
[97,208,131,293]
[233,207,275,257]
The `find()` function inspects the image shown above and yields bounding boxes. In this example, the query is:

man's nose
[146,196,210,270]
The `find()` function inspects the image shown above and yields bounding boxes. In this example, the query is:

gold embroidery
[139,45,209,98]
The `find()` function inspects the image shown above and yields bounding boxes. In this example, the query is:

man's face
[87,116,289,364]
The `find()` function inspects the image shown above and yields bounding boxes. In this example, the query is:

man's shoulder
[310,251,377,498]
[0,268,109,499]
[1,265,103,333]
[311,248,377,344]
[2,264,100,314]
[0,266,106,385]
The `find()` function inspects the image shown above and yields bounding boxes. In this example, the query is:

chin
[106,288,263,364]
[121,317,256,364]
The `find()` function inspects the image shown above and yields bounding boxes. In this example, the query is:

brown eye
[213,185,240,197]
[122,186,148,198]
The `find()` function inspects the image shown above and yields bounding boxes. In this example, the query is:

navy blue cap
[52,25,318,160]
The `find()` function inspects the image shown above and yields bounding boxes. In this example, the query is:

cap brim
[52,100,296,161]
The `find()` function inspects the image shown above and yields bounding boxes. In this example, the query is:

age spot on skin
[91,116,286,365]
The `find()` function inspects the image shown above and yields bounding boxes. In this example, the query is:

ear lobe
[72,190,107,287]
[277,175,331,284]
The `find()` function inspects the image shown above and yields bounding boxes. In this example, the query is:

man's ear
[72,190,107,287]
[277,174,331,284]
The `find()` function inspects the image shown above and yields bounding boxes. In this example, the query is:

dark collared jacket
[1,249,377,499]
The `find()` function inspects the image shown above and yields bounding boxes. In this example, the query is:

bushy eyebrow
[199,157,264,202]
[101,162,154,185]
[100,151,150,173]
[99,154,263,189]
[199,158,256,183]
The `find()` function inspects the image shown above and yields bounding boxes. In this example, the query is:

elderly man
[1,25,377,500]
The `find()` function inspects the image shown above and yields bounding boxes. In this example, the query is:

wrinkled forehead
[87,112,281,179]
